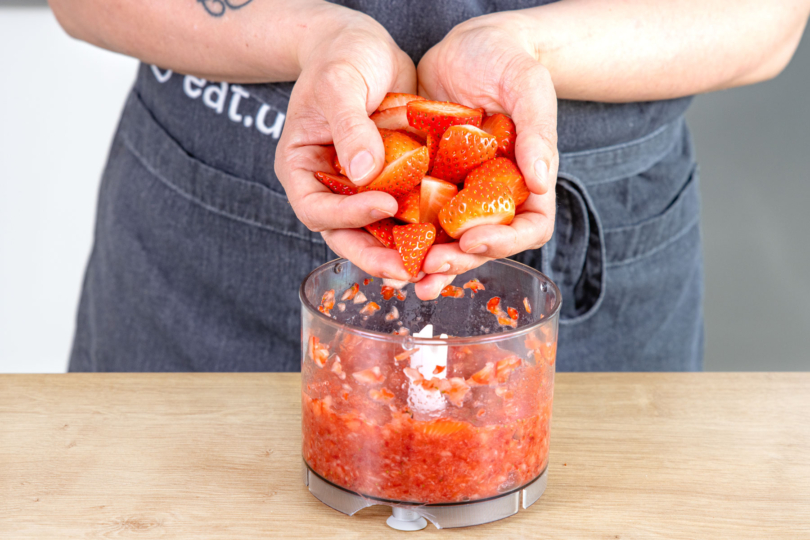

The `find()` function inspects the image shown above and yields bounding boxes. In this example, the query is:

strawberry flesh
[314,171,358,196]
[394,187,420,224]
[438,179,515,239]
[419,176,457,228]
[360,146,428,199]
[371,106,426,138]
[393,223,436,277]
[431,125,498,183]
[380,129,423,164]
[377,92,425,112]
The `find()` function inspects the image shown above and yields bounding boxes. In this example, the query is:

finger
[499,53,559,196]
[317,66,386,186]
[414,273,457,301]
[321,229,412,282]
[421,242,492,277]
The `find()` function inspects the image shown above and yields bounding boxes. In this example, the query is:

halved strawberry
[419,176,457,228]
[371,106,426,138]
[360,146,429,199]
[364,218,397,249]
[377,93,425,112]
[482,113,517,161]
[425,133,440,172]
[314,171,357,196]
[393,223,436,277]
[438,179,515,239]
[406,100,483,137]
[380,129,423,164]
[465,157,529,205]
[394,187,420,224]
[431,125,498,183]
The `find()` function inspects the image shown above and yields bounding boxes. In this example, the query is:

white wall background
[0,9,138,372]
[1,7,808,373]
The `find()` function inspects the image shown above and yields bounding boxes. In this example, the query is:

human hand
[413,13,559,299]
[275,7,418,282]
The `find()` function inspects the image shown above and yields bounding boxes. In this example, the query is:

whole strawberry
[438,179,515,239]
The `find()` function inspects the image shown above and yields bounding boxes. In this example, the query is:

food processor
[299,258,560,530]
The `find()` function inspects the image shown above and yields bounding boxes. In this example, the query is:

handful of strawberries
[315,94,527,278]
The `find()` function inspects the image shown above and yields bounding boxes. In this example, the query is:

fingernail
[371,208,394,220]
[466,244,487,254]
[435,263,451,273]
[349,150,375,183]
[534,159,549,187]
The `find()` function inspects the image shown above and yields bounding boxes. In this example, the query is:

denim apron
[68,63,702,372]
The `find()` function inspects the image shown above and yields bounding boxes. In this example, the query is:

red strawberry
[360,146,429,199]
[431,125,498,183]
[434,227,454,245]
[393,223,436,277]
[440,285,465,298]
[365,218,397,249]
[465,157,529,205]
[419,176,457,227]
[371,106,426,138]
[438,179,515,239]
[425,133,440,172]
[394,187,420,224]
[377,92,425,112]
[314,171,358,196]
[324,145,346,175]
[407,100,483,137]
[380,130,423,164]
[481,113,517,161]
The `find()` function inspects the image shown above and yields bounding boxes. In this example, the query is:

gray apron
[69,1,702,372]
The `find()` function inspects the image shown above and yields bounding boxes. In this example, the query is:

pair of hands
[275,8,558,300]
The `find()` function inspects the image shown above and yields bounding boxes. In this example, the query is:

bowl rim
[299,258,563,347]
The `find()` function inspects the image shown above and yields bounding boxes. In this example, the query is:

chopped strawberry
[523,297,532,314]
[341,283,359,302]
[371,106,426,138]
[433,365,446,375]
[364,218,397,249]
[440,285,465,299]
[336,302,346,312]
[314,171,357,196]
[394,347,419,361]
[469,362,495,385]
[419,419,468,436]
[308,336,329,368]
[319,289,335,314]
[377,92,425,112]
[419,176,458,228]
[330,356,346,379]
[394,187,420,224]
[363,278,373,286]
[440,377,471,407]
[403,367,424,383]
[352,366,385,385]
[406,100,483,137]
[507,306,519,321]
[360,146,429,200]
[353,291,368,304]
[481,113,517,161]
[487,297,502,314]
[498,316,518,328]
[465,157,529,206]
[359,301,381,316]
[463,279,486,293]
[395,289,407,301]
[381,285,396,301]
[431,125,498,183]
[380,129,424,164]
[495,356,522,383]
[393,223,436,277]
[384,306,400,322]
[369,387,395,402]
[438,179,515,239]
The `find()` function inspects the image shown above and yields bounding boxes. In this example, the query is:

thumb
[320,68,385,186]
[500,54,559,195]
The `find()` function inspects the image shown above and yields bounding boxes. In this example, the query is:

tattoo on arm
[198,0,254,17]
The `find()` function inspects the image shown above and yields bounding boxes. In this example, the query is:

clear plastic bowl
[300,258,560,505]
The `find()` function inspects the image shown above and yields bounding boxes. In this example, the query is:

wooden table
[1,373,808,539]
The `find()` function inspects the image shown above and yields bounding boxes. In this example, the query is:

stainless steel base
[303,462,548,529]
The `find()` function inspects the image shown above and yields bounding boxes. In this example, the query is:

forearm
[505,0,810,102]
[48,0,363,83]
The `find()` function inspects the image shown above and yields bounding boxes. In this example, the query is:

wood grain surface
[0,373,808,539]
